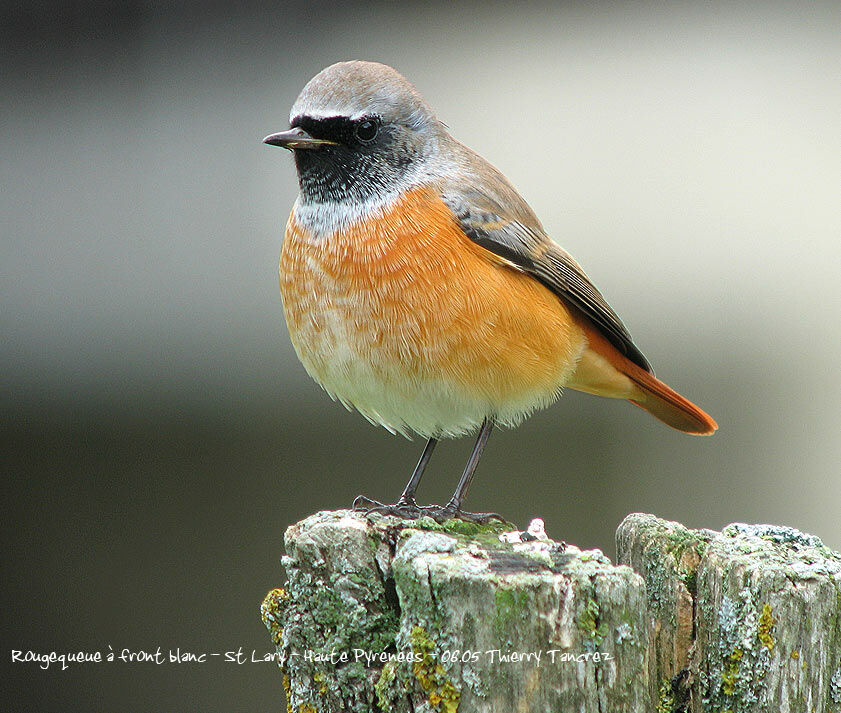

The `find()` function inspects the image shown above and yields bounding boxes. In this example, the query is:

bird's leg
[397,437,437,506]
[437,418,503,523]
[352,437,438,518]
[354,421,505,523]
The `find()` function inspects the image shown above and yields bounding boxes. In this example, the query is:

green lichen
[664,525,706,558]
[578,597,598,634]
[389,516,515,560]
[681,568,697,596]
[267,517,409,713]
[493,588,529,640]
[310,585,349,628]
[411,516,512,538]
[626,519,709,621]
[374,661,397,711]
[411,626,461,713]
[301,569,398,652]
[757,603,775,651]
[641,548,681,628]
[577,597,607,647]
[640,522,707,627]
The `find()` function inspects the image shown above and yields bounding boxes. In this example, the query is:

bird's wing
[440,179,653,374]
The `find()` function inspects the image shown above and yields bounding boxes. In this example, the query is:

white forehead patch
[288,105,371,123]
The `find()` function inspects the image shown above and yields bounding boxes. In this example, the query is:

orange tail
[572,321,718,436]
[625,363,718,435]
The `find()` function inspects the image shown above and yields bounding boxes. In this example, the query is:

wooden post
[617,513,841,713]
[262,510,841,712]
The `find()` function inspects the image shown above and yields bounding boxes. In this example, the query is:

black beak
[262,127,337,150]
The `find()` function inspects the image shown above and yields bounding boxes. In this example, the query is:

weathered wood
[262,510,651,712]
[617,513,841,713]
[615,514,715,708]
[262,510,841,712]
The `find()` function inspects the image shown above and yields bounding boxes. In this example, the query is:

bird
[263,60,717,522]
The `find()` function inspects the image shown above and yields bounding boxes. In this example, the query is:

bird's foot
[352,495,503,524]
[352,495,425,519]
[423,504,505,524]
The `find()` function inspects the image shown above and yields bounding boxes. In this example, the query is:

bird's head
[263,61,446,205]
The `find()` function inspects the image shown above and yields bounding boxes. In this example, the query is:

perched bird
[264,60,717,521]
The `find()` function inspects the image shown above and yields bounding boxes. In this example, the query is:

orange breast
[279,186,586,436]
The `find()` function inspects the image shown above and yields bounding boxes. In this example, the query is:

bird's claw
[352,495,504,524]
[352,495,424,519]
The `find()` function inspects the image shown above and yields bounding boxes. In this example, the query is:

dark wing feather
[441,186,653,373]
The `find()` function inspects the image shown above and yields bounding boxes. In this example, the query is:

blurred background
[3,0,840,710]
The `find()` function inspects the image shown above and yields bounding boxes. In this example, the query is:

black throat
[290,115,417,204]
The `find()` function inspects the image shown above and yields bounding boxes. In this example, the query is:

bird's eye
[355,119,379,143]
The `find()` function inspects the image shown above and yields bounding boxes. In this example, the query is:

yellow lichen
[657,680,675,713]
[758,603,776,651]
[283,673,293,713]
[261,588,289,645]
[721,648,743,696]
[411,626,461,713]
